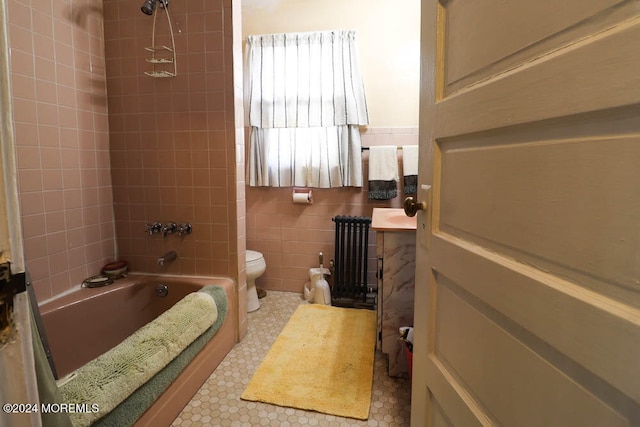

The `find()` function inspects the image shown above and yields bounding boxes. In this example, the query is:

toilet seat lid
[246,250,264,263]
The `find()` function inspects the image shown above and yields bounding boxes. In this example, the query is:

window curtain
[246,30,369,187]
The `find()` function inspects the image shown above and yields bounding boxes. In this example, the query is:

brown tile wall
[103,0,241,292]
[8,0,115,301]
[246,127,418,293]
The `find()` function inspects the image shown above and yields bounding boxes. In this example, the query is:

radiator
[331,216,373,307]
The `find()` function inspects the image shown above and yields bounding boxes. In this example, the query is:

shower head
[141,0,156,15]
[141,0,169,15]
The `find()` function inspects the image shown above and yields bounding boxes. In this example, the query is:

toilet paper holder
[292,188,313,204]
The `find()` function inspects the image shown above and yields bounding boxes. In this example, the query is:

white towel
[368,146,399,181]
[402,146,418,176]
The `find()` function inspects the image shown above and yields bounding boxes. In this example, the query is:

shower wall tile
[8,0,116,301]
[103,0,243,319]
[8,0,245,327]
[8,1,29,28]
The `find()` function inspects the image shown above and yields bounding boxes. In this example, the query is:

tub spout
[158,250,177,266]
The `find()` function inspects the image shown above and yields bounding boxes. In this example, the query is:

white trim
[0,2,39,426]
[0,0,24,273]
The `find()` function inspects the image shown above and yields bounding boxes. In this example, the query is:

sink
[387,213,416,226]
[371,208,417,231]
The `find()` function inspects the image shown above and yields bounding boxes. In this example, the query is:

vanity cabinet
[372,208,416,377]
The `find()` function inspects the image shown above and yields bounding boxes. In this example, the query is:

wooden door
[411,1,640,425]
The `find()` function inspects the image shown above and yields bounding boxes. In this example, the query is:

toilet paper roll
[292,191,312,204]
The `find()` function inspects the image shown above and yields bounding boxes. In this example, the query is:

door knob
[403,196,426,217]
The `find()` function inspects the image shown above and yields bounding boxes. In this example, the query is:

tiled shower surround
[8,0,248,334]
[104,0,239,275]
[8,0,115,301]
[103,0,247,333]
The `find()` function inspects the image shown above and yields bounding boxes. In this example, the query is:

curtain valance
[248,126,362,188]
[246,30,369,129]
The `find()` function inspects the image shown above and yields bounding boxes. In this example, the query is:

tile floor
[172,291,412,426]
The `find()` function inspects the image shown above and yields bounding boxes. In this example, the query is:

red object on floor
[404,342,413,381]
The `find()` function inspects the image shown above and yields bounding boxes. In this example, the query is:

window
[246,30,369,188]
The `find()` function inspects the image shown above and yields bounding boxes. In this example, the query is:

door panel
[412,1,640,425]
[429,399,454,427]
[425,355,491,427]
[431,236,640,405]
[439,134,640,303]
[438,15,640,137]
[444,0,625,94]
[433,275,630,426]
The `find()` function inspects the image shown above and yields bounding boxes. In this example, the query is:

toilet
[246,250,266,312]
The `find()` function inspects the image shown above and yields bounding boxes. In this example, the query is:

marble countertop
[371,208,417,231]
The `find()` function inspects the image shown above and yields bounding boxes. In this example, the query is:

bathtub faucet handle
[161,221,177,237]
[145,221,162,235]
[177,222,192,237]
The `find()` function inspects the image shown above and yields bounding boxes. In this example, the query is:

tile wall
[104,0,234,272]
[8,0,115,301]
[246,127,419,293]
[102,0,246,336]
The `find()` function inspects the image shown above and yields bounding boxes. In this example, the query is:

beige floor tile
[173,291,411,426]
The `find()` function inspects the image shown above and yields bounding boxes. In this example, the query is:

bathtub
[39,274,237,426]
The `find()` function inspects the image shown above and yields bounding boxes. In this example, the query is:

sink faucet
[157,250,177,266]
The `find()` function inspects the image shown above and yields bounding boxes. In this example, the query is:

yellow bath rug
[241,304,377,420]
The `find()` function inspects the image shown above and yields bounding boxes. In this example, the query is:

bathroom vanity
[371,208,416,377]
